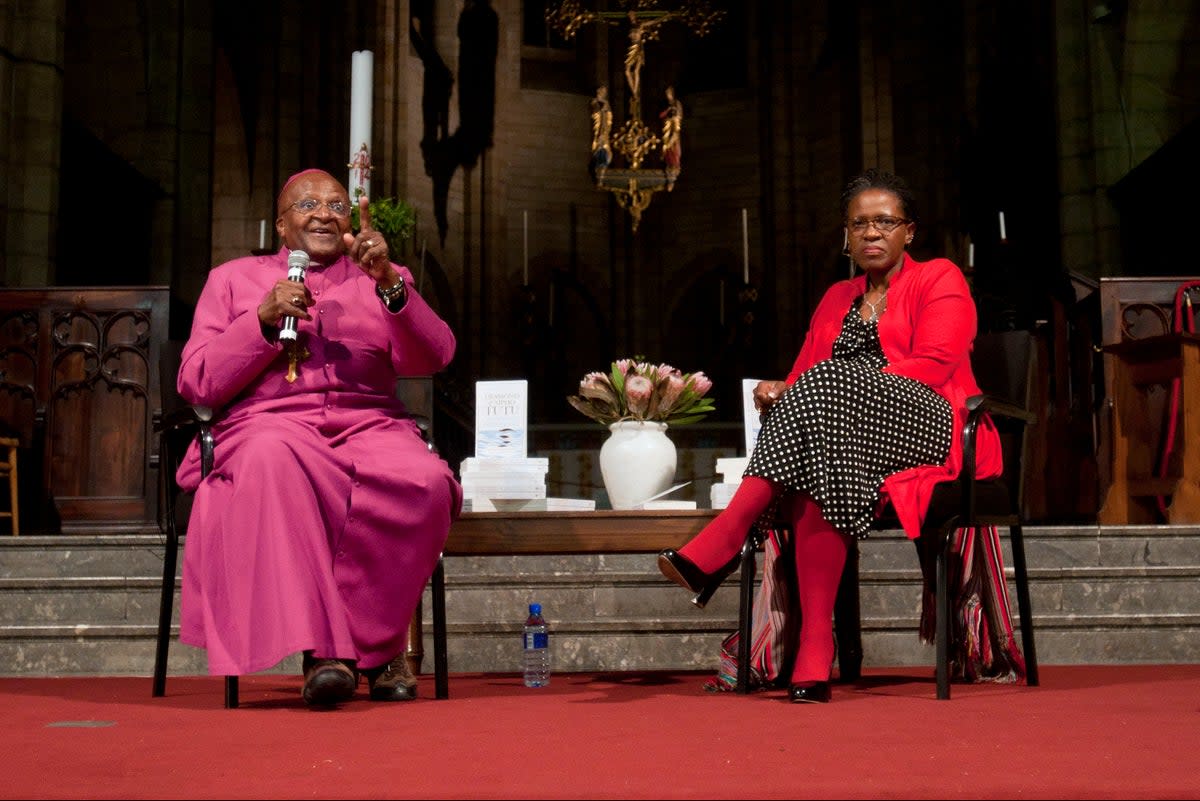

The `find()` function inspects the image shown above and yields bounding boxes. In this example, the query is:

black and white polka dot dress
[746,297,953,539]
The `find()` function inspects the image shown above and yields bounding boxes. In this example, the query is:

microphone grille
[288,250,310,270]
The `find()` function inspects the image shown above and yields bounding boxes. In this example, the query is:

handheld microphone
[279,250,309,342]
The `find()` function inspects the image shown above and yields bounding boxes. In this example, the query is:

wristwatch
[376,276,407,309]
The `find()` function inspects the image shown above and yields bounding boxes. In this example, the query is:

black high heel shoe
[788,681,832,704]
[657,548,741,609]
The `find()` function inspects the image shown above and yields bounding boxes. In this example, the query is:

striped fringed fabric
[703,526,797,692]
[707,524,1027,691]
[918,525,1027,683]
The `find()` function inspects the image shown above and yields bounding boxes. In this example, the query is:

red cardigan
[783,253,1002,539]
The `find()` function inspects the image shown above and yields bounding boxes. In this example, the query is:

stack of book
[462,378,595,512]
[460,456,548,501]
[709,456,749,510]
[709,381,764,510]
[463,496,597,512]
[459,457,598,512]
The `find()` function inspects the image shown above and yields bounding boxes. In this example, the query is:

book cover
[460,484,549,496]
[641,500,698,510]
[460,474,548,492]
[715,456,750,483]
[742,378,763,457]
[710,483,738,509]
[474,380,528,458]
[461,456,548,474]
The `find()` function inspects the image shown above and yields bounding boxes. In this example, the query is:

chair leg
[833,539,862,682]
[406,601,424,676]
[735,531,757,694]
[224,676,238,708]
[7,446,17,537]
[935,529,952,700]
[1008,523,1039,686]
[432,555,449,699]
[152,525,179,698]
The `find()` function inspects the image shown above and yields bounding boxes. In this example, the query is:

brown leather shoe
[365,654,418,702]
[301,656,358,706]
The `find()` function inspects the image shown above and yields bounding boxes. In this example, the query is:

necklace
[862,287,888,321]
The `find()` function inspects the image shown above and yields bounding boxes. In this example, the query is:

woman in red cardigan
[658,169,1001,703]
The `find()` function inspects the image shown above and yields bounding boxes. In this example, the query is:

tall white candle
[968,242,974,268]
[523,211,529,285]
[741,208,750,283]
[348,51,374,199]
[998,210,1007,242]
[258,219,266,250]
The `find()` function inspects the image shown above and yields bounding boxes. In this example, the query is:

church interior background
[2,0,1199,529]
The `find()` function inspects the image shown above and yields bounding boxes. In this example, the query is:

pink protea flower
[566,357,715,426]
[578,372,615,401]
[656,373,687,415]
[624,374,654,417]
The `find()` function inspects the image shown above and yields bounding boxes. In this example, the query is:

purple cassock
[175,248,462,675]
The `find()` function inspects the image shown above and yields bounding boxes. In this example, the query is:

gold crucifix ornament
[285,340,310,383]
[547,0,725,231]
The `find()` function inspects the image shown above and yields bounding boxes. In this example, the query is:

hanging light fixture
[546,0,725,232]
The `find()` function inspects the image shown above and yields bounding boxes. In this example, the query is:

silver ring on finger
[291,296,303,307]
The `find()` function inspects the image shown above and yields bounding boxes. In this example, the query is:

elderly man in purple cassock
[175,168,461,706]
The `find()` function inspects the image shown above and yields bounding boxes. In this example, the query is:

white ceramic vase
[599,420,677,510]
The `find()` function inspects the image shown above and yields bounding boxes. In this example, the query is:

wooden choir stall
[0,287,169,535]
[1097,277,1200,524]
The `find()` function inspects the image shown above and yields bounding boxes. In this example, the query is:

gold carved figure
[546,0,724,231]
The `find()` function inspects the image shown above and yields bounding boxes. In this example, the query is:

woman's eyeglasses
[847,216,910,234]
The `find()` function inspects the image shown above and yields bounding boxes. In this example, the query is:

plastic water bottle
[522,602,551,687]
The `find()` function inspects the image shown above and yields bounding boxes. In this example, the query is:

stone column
[0,0,65,287]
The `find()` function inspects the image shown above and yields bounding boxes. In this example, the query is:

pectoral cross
[285,341,310,383]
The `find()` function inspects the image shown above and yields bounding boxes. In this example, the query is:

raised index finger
[358,195,372,231]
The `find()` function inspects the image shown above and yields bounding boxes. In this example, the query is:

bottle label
[524,632,548,649]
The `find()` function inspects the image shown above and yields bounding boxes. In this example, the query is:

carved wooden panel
[1097,277,1200,522]
[0,288,168,533]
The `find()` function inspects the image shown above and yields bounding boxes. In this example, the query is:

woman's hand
[752,379,788,414]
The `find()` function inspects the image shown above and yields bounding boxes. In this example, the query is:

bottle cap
[529,603,542,615]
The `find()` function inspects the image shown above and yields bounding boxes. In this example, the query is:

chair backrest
[971,331,1035,409]
[396,376,436,451]
[158,341,196,533]
[970,330,1037,510]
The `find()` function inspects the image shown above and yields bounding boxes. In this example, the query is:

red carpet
[3,666,1198,799]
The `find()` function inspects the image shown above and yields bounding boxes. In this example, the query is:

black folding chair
[735,330,1041,699]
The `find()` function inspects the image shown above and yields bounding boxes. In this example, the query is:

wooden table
[420,509,867,699]
[427,509,719,698]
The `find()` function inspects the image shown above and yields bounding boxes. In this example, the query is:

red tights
[677,476,850,684]
[787,494,850,683]
[678,477,777,572]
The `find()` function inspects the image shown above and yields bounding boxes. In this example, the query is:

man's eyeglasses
[291,198,351,218]
[847,216,910,234]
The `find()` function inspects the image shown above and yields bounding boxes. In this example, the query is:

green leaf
[350,196,416,254]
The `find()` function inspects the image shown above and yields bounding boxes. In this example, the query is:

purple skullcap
[275,168,337,213]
